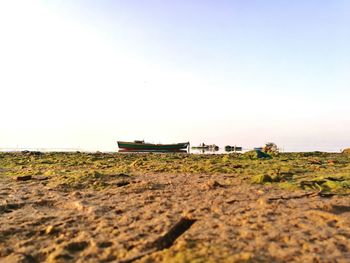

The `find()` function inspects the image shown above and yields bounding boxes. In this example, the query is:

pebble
[71,191,82,198]
[46,225,54,234]
[16,175,32,181]
[204,179,224,190]
[257,197,270,206]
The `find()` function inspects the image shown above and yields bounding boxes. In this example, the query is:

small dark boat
[117,140,189,152]
[225,145,243,152]
[192,143,218,151]
[191,143,209,150]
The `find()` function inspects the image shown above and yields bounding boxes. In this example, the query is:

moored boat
[192,143,219,153]
[192,143,219,151]
[117,140,190,152]
[191,143,219,151]
[191,143,209,150]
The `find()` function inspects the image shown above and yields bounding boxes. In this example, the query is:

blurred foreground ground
[1,152,350,262]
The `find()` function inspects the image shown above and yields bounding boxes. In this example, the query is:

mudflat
[1,151,350,262]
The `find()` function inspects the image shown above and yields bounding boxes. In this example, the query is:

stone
[342,148,350,155]
[16,175,32,181]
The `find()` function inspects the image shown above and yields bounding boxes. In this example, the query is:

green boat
[117,140,190,152]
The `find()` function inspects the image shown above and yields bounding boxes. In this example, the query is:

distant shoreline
[0,148,343,153]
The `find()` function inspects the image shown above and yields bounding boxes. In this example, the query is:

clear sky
[0,0,349,152]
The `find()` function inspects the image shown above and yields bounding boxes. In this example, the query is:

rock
[116,181,130,187]
[117,173,131,178]
[257,197,270,206]
[97,241,113,248]
[243,150,272,159]
[71,191,82,198]
[204,179,224,190]
[342,148,350,155]
[45,225,55,234]
[64,241,88,252]
[33,175,49,181]
[16,175,32,181]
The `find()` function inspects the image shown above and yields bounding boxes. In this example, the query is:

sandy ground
[1,171,350,263]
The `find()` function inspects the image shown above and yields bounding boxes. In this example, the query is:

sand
[1,152,350,262]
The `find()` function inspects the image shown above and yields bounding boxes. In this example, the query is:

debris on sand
[122,217,197,263]
[16,175,32,181]
[151,217,197,250]
[116,181,130,187]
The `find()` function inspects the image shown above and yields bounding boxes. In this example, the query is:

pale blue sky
[0,1,349,151]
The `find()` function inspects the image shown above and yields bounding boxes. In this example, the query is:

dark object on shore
[15,175,49,182]
[225,145,242,152]
[116,181,130,187]
[121,217,196,263]
[16,175,32,181]
[152,217,197,250]
[256,150,272,159]
[244,150,272,159]
[117,140,189,152]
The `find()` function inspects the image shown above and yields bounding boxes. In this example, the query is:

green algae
[0,151,349,194]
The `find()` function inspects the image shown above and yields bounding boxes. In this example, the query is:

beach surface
[1,151,350,262]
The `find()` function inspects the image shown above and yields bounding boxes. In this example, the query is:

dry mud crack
[1,165,350,262]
